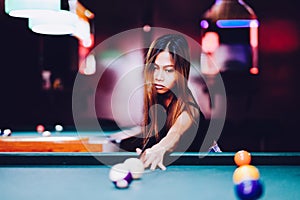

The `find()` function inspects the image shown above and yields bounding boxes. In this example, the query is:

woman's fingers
[138,147,167,171]
[136,148,146,162]
[158,162,166,171]
[143,149,155,168]
[136,148,142,155]
[150,159,160,171]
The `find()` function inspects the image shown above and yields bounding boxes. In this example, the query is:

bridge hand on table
[136,145,167,171]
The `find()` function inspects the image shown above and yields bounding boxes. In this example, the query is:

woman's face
[153,51,177,94]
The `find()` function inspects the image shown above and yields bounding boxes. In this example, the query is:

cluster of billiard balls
[36,124,64,136]
[0,125,64,137]
[233,150,264,200]
[109,158,145,189]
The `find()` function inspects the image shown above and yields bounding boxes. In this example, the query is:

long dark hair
[143,34,198,145]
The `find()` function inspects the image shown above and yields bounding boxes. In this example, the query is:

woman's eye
[165,68,174,73]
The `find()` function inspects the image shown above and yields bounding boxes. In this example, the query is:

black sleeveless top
[141,89,208,152]
[119,89,209,152]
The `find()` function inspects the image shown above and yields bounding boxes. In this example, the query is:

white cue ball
[42,131,51,137]
[55,125,63,132]
[2,129,12,137]
[124,158,145,179]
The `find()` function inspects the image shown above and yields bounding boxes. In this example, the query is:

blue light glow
[216,19,259,28]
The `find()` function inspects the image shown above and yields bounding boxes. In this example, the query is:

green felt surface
[1,132,300,199]
[0,165,300,200]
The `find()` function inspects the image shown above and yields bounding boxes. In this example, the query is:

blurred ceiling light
[5,0,60,18]
[72,2,94,48]
[73,18,91,41]
[82,54,96,75]
[216,19,259,28]
[200,0,259,74]
[143,25,151,32]
[204,0,257,21]
[200,20,209,29]
[28,10,78,35]
[75,1,95,19]
[201,32,219,53]
[249,67,259,75]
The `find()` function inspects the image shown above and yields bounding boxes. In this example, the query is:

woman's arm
[139,111,193,170]
[157,111,193,151]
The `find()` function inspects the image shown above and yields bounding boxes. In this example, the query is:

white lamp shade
[29,10,78,35]
[5,0,60,18]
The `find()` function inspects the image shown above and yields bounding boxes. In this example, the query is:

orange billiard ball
[234,150,251,166]
[233,165,260,184]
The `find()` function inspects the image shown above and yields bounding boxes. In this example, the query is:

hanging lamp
[5,0,60,18]
[28,10,78,35]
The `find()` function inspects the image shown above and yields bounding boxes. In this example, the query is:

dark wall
[0,0,299,151]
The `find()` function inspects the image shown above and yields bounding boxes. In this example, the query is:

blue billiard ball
[235,179,263,200]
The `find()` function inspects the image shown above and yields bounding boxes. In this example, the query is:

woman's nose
[155,70,164,81]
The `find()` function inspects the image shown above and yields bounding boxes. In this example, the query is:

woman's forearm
[157,111,193,152]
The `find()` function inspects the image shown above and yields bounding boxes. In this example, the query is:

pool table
[0,152,300,200]
[0,130,119,152]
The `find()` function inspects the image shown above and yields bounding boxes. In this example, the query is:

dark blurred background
[0,0,299,152]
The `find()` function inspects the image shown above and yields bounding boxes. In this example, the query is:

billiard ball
[235,179,263,200]
[42,131,51,137]
[124,158,145,179]
[233,165,260,184]
[109,163,133,189]
[1,129,12,137]
[234,150,251,166]
[36,125,45,133]
[55,124,63,132]
[115,179,129,188]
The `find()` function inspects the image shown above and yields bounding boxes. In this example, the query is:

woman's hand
[136,145,167,171]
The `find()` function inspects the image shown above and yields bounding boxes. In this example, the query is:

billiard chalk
[208,143,222,152]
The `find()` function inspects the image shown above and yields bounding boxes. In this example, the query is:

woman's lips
[154,84,165,89]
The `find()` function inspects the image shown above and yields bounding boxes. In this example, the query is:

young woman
[111,34,216,170]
